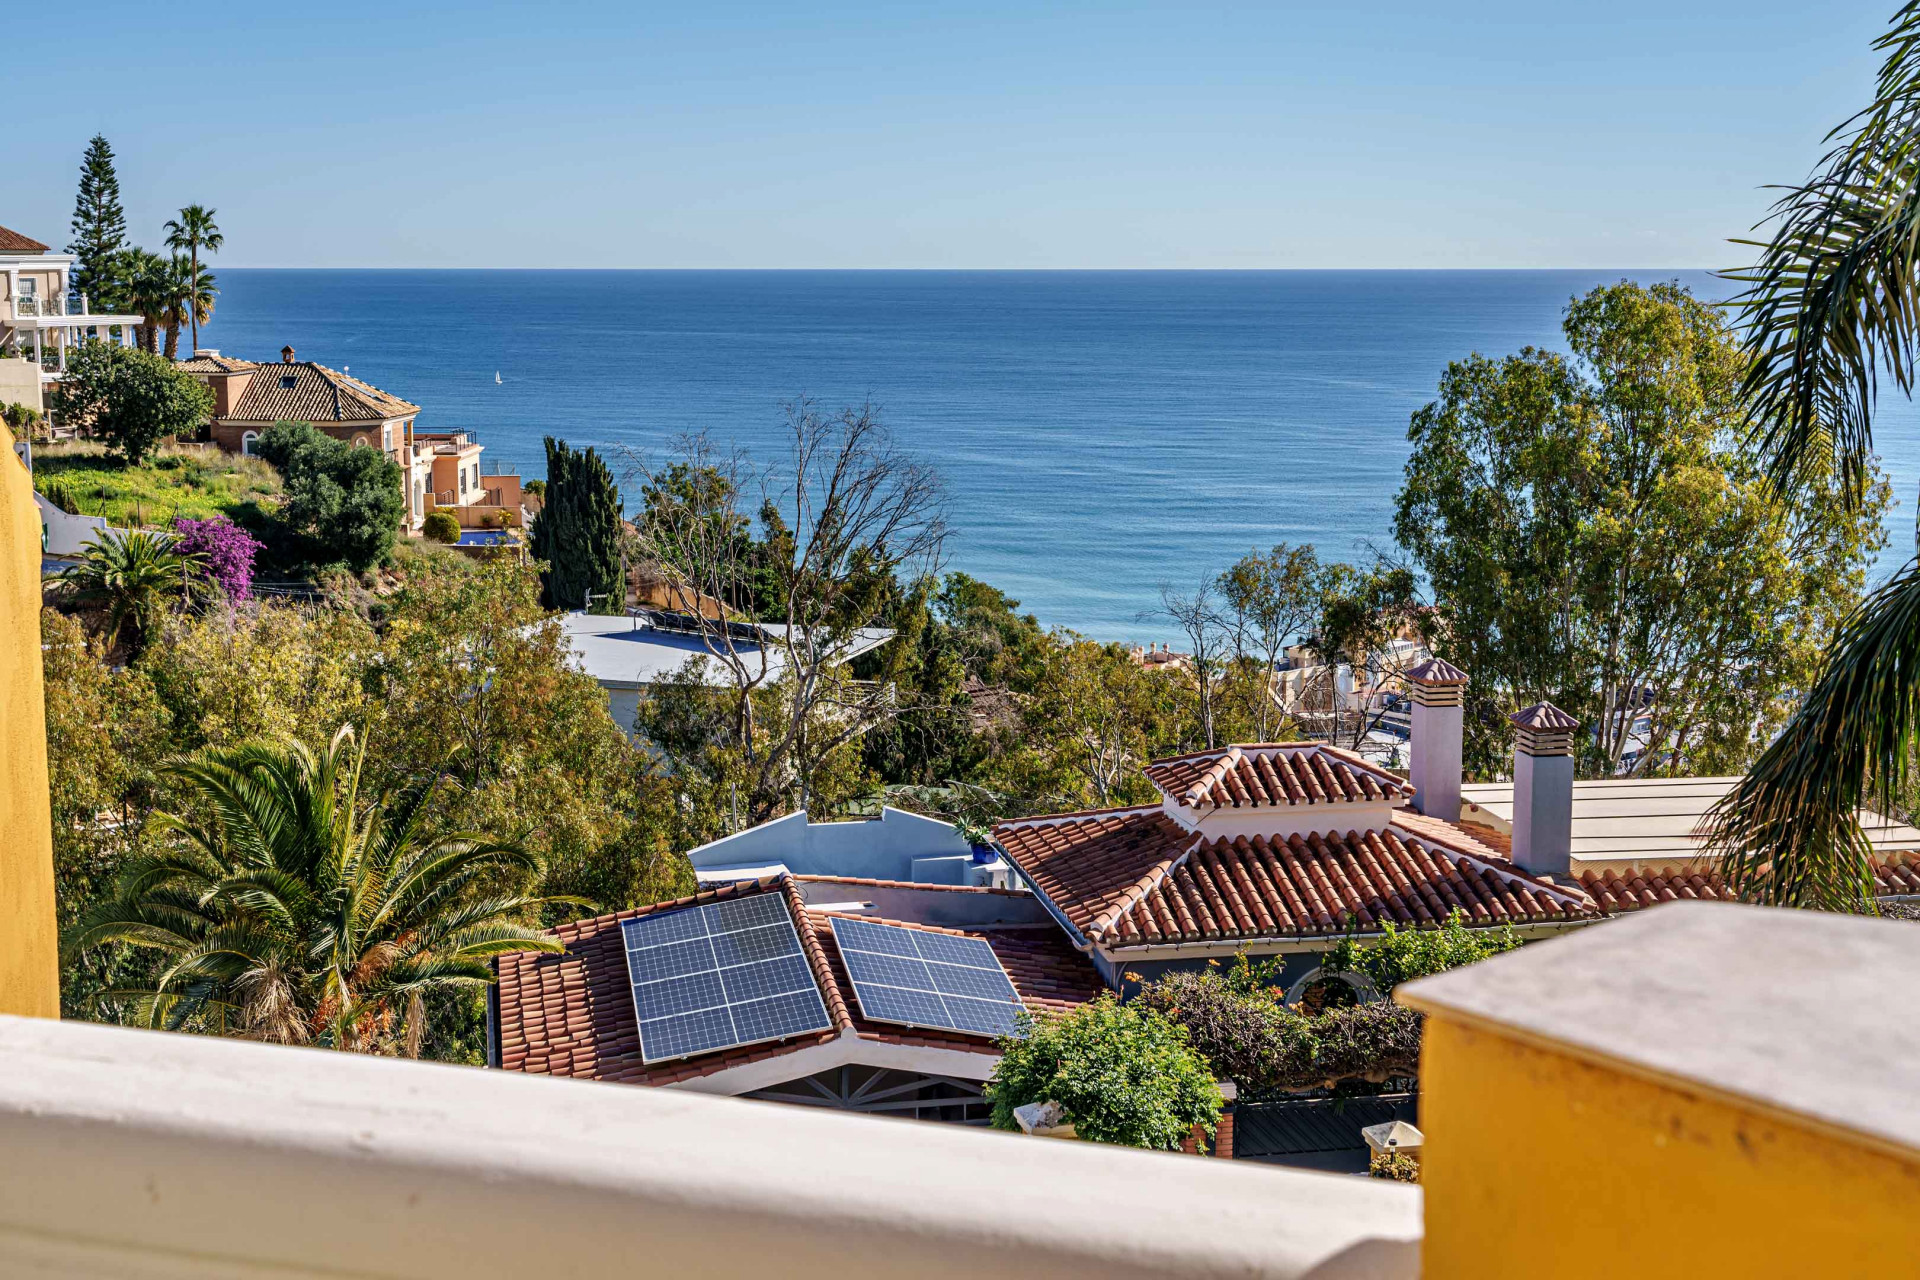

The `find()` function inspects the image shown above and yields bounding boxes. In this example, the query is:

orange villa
[179,345,524,533]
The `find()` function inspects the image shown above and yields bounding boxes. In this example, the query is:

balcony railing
[0,1012,1421,1278]
[11,296,88,318]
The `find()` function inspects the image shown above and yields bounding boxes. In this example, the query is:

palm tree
[53,528,197,655]
[64,725,570,1054]
[122,248,170,353]
[1708,2,1920,909]
[155,254,214,361]
[163,206,222,352]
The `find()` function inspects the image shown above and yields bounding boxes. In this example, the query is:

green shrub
[986,995,1220,1150]
[256,420,405,572]
[1133,968,1424,1097]
[1320,910,1521,994]
[422,511,461,544]
[48,341,213,465]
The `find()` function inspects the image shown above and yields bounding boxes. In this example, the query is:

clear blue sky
[7,1,1897,268]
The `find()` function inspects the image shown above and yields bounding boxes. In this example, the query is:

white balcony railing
[0,1013,1420,1279]
[11,296,86,318]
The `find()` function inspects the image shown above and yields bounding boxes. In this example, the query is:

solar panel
[621,894,832,1063]
[830,917,1026,1040]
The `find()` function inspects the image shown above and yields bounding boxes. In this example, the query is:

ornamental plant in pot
[954,818,997,863]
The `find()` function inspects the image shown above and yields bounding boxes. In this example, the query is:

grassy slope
[33,442,283,527]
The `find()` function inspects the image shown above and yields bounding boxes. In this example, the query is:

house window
[459,469,468,495]
[354,435,369,448]
[240,430,259,456]
[280,374,297,390]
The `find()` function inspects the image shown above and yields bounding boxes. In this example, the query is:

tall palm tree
[52,528,197,655]
[65,725,570,1054]
[154,254,214,361]
[122,248,170,353]
[163,206,222,351]
[1709,2,1920,909]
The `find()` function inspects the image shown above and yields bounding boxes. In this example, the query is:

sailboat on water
[495,371,502,384]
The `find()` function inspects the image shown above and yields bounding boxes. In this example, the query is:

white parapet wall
[0,1014,1420,1280]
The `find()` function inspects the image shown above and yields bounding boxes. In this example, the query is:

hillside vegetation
[33,441,281,526]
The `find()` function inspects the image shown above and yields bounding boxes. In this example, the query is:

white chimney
[1510,702,1578,876]
[1405,658,1468,823]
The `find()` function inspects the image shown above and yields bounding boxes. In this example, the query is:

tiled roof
[492,875,1102,1088]
[221,360,419,424]
[175,354,258,374]
[1404,657,1469,686]
[993,805,1589,947]
[1578,857,1920,912]
[1512,702,1579,731]
[1143,743,1411,809]
[0,225,50,253]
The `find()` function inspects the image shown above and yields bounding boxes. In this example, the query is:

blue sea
[200,270,1919,642]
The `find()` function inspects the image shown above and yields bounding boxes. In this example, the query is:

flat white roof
[1460,776,1920,862]
[557,612,894,689]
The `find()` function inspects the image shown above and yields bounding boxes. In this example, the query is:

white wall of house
[34,494,110,557]
[689,808,1007,886]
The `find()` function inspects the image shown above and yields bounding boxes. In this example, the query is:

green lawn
[33,442,283,527]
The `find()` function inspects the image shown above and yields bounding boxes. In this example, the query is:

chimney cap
[1405,657,1469,687]
[1511,702,1579,732]
[281,345,297,363]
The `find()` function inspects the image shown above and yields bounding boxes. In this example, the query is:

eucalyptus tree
[1708,2,1920,909]
[65,725,567,1054]
[1395,281,1885,782]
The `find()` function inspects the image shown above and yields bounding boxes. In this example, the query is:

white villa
[0,223,142,410]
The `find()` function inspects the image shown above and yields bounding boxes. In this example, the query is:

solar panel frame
[830,916,1027,1041]
[621,895,833,1064]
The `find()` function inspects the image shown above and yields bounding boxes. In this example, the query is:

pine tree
[67,136,129,309]
[529,437,624,612]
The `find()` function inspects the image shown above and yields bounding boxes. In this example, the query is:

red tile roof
[491,875,1102,1088]
[221,360,419,424]
[1143,743,1410,808]
[0,225,50,253]
[994,805,1590,948]
[1404,657,1469,686]
[1512,702,1579,731]
[1578,857,1920,912]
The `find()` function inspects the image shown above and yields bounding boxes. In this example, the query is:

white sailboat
[495,371,502,384]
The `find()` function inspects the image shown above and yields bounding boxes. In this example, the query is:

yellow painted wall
[1420,1016,1920,1279]
[0,449,59,1017]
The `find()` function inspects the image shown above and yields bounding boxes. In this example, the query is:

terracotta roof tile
[492,875,1102,1088]
[995,803,1591,947]
[1512,702,1580,731]
[0,225,50,253]
[220,359,419,424]
[1404,657,1469,685]
[1143,743,1410,809]
[175,354,259,374]
[1578,854,1920,912]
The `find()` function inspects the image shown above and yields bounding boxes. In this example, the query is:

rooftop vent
[281,345,296,363]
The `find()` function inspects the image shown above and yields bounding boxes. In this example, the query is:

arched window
[240,430,259,456]
[353,435,369,448]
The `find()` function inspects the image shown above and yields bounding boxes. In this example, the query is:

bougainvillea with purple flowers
[172,515,264,600]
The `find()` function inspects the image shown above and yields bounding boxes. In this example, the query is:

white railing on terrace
[11,296,87,318]
[0,1013,1419,1279]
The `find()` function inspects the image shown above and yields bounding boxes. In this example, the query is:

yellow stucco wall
[1420,1016,1920,1279]
[0,449,59,1017]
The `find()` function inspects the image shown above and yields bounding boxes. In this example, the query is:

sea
[200,270,1920,643]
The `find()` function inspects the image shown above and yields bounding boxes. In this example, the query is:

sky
[6,2,1900,269]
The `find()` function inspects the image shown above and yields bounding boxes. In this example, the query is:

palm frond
[1703,560,1920,907]
[1726,0,1920,503]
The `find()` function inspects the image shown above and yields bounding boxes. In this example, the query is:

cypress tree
[530,436,624,612]
[67,135,129,309]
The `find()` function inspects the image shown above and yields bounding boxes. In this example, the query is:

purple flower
[172,515,264,600]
